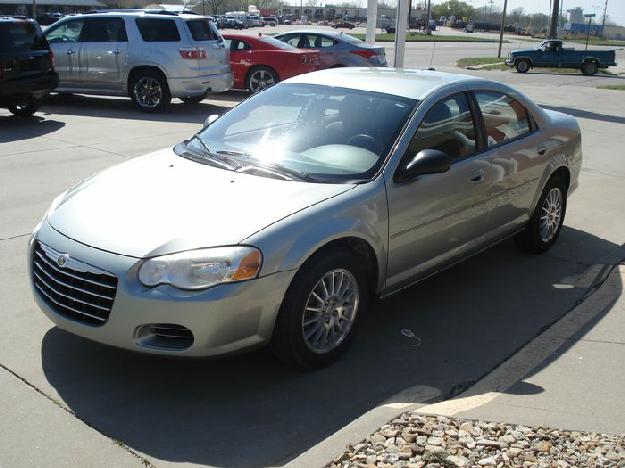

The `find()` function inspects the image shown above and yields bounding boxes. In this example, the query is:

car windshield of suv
[0,21,47,51]
[186,83,416,183]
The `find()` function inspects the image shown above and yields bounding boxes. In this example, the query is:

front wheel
[271,249,370,368]
[246,67,278,93]
[515,59,530,73]
[516,176,567,254]
[8,98,41,116]
[130,71,171,112]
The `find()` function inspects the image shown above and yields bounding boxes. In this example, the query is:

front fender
[244,179,389,293]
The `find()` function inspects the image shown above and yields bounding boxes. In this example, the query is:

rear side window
[408,93,477,164]
[186,19,219,41]
[474,91,531,147]
[45,19,84,44]
[135,18,180,42]
[82,18,127,42]
[0,21,47,51]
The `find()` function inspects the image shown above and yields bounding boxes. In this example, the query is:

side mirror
[395,149,451,183]
[204,114,219,128]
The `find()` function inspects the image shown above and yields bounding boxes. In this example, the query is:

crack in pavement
[0,233,31,242]
[0,362,155,467]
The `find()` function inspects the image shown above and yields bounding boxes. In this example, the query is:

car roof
[284,67,488,100]
[277,29,351,38]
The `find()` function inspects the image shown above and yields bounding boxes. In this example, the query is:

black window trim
[469,89,538,152]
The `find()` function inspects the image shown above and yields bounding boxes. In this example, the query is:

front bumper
[168,72,234,98]
[29,222,295,357]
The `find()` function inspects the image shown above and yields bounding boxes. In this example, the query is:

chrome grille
[32,241,117,326]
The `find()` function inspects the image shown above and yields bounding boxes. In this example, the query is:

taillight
[350,49,376,59]
[179,48,208,60]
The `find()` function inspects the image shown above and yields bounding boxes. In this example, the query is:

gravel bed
[328,413,625,467]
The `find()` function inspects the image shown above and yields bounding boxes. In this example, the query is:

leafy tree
[431,0,475,20]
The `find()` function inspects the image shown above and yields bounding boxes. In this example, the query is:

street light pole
[32,0,36,19]
[585,14,595,50]
[548,0,559,39]
[497,0,508,59]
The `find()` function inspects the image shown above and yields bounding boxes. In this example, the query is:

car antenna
[426,26,440,71]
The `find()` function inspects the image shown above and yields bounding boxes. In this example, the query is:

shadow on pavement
[0,115,65,143]
[38,93,240,125]
[40,226,624,467]
[541,105,625,125]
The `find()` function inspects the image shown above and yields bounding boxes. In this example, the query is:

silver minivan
[44,11,233,111]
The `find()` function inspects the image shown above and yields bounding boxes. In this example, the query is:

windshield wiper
[215,150,318,182]
[185,135,241,170]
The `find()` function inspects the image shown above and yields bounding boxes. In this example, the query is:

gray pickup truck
[506,40,617,75]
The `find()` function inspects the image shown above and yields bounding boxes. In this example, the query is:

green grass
[350,32,502,43]
[597,84,625,90]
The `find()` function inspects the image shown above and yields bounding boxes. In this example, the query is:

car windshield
[258,35,295,49]
[0,21,47,51]
[187,83,416,183]
[338,33,362,43]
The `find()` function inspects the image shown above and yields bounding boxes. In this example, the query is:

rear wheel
[581,61,598,76]
[130,71,171,112]
[271,249,370,368]
[8,98,41,116]
[516,176,567,254]
[246,66,278,93]
[515,59,530,73]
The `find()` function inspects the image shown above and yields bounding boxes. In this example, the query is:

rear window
[135,18,180,42]
[258,36,295,50]
[340,34,363,44]
[186,19,219,41]
[0,21,47,51]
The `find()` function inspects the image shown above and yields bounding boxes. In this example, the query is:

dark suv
[0,17,58,116]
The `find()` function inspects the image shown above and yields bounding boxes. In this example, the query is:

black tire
[246,66,278,93]
[129,70,171,112]
[515,59,530,73]
[581,61,598,76]
[270,248,371,368]
[8,98,41,116]
[180,95,205,104]
[516,176,567,254]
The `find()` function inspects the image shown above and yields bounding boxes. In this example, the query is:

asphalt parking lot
[1,49,625,467]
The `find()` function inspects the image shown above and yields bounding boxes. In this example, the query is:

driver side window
[45,19,84,44]
[408,93,477,164]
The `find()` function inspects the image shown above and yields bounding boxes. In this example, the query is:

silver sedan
[273,30,387,68]
[30,68,581,368]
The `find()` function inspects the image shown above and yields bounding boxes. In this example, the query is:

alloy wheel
[133,77,163,109]
[301,269,359,354]
[539,187,563,242]
[249,70,275,92]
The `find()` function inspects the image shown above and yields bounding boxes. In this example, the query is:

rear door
[0,20,52,82]
[44,17,85,86]
[78,17,128,92]
[183,18,230,77]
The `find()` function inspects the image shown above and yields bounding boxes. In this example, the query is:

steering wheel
[348,133,382,154]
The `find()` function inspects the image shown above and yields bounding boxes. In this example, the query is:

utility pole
[497,0,508,59]
[32,0,36,19]
[548,0,559,39]
[584,13,596,50]
[600,0,609,37]
[425,0,431,33]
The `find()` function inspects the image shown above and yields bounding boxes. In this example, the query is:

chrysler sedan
[30,68,581,368]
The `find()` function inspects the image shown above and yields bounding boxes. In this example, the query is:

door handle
[66,49,74,55]
[537,145,548,156]
[107,50,120,55]
[470,169,486,183]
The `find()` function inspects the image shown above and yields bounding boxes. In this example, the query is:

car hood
[48,148,354,258]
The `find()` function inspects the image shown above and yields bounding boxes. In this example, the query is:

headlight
[138,246,262,290]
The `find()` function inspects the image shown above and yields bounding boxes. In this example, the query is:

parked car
[217,17,245,30]
[43,11,232,111]
[261,17,278,26]
[506,40,617,75]
[274,30,386,69]
[36,12,64,26]
[333,21,355,29]
[0,17,58,116]
[31,68,581,368]
[222,33,319,92]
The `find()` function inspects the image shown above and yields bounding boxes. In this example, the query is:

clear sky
[430,0,625,25]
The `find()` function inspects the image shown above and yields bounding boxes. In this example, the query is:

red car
[222,33,320,92]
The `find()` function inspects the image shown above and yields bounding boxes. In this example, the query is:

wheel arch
[126,65,168,95]
[245,65,280,90]
[515,56,533,67]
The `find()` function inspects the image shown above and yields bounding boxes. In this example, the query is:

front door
[44,17,85,87]
[385,92,493,291]
[78,17,128,92]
